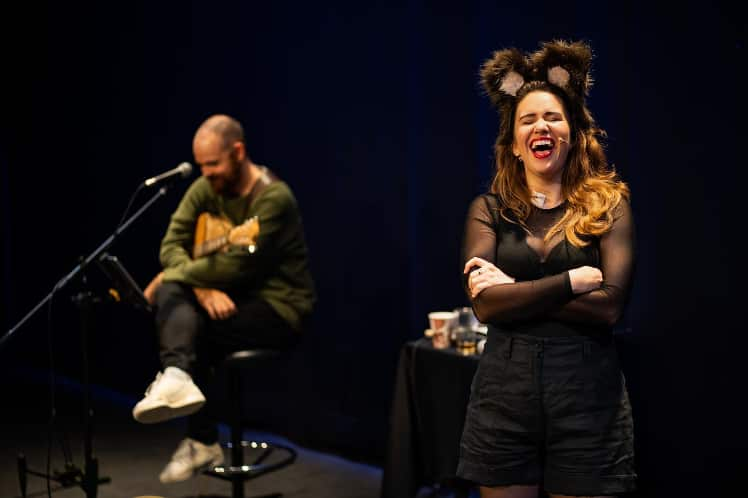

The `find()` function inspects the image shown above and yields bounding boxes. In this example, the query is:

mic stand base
[17,453,111,498]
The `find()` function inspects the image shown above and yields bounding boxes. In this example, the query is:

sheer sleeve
[550,199,635,326]
[462,196,573,324]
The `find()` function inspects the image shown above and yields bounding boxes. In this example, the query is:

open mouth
[530,138,554,159]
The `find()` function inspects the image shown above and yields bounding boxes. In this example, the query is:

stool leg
[229,367,244,498]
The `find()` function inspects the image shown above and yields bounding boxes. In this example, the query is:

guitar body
[193,212,260,259]
[193,212,231,258]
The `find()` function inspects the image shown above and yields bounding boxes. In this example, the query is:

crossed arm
[143,182,292,321]
[143,271,237,320]
[463,197,635,327]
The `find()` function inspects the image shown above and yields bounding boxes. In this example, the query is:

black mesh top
[462,194,635,337]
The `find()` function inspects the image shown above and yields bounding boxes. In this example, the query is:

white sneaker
[132,367,206,424]
[159,437,224,483]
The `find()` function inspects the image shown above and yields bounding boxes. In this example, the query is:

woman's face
[512,90,571,183]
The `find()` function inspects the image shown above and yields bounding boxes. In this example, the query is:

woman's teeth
[530,139,553,158]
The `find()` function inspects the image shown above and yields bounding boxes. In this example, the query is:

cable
[59,428,73,471]
[45,280,62,498]
[116,182,145,233]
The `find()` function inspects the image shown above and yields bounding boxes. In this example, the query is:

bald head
[194,114,245,150]
[192,114,253,195]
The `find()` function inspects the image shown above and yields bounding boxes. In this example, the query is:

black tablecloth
[381,338,480,498]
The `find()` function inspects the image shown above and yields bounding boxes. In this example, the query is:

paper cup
[428,311,457,332]
[428,311,457,349]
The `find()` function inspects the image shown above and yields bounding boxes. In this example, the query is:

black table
[381,338,480,498]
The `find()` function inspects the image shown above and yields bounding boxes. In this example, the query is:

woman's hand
[143,271,164,305]
[568,266,603,294]
[193,288,237,320]
[463,257,515,299]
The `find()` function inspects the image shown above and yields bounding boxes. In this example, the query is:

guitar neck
[193,212,259,259]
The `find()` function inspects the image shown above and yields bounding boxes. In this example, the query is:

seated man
[135,114,315,483]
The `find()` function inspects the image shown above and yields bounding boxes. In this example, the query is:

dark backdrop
[2,1,744,497]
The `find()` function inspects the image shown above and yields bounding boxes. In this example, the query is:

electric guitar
[192,212,260,259]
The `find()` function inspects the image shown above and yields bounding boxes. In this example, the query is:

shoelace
[143,372,162,396]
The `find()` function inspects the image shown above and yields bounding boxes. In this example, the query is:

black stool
[203,349,297,498]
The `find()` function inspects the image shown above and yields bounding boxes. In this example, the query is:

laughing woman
[457,40,637,498]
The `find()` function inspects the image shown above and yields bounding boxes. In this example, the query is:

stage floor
[0,369,383,498]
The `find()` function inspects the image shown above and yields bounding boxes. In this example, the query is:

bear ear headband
[480,40,594,112]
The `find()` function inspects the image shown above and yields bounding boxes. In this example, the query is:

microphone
[144,162,193,187]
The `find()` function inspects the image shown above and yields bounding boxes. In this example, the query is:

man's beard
[209,167,241,196]
[208,177,227,194]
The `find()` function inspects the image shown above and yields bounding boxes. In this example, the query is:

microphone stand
[3,185,170,498]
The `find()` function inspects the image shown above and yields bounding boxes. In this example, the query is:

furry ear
[547,66,570,88]
[530,40,593,99]
[480,48,531,109]
[500,71,525,96]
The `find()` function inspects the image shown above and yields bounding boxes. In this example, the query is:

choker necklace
[531,191,546,208]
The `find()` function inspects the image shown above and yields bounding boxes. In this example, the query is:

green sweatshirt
[159,172,315,331]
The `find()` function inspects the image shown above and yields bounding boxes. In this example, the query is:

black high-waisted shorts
[456,331,636,496]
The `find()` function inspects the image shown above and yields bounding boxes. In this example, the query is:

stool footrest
[204,441,296,482]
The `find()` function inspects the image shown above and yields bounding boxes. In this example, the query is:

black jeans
[154,281,298,444]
